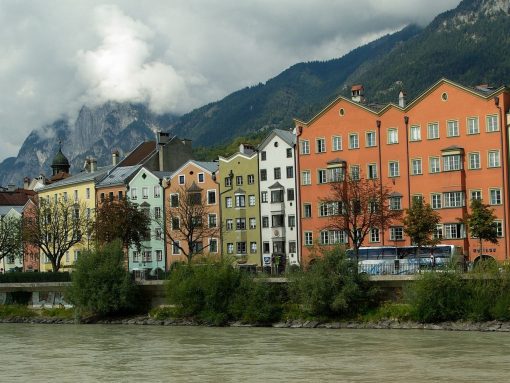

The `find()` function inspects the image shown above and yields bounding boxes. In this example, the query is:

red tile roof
[118,141,156,166]
[0,189,36,206]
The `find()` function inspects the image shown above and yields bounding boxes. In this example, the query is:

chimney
[90,157,97,172]
[351,85,364,103]
[157,131,170,146]
[23,177,30,190]
[84,158,91,172]
[398,89,407,108]
[112,150,119,166]
[239,143,254,155]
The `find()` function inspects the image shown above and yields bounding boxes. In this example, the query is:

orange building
[295,79,510,265]
[164,160,221,267]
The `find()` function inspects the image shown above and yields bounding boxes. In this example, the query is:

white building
[258,129,299,271]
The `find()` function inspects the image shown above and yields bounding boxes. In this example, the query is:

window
[188,192,201,206]
[443,154,462,171]
[495,221,504,238]
[154,207,161,219]
[155,228,163,240]
[262,216,269,228]
[427,122,439,139]
[490,188,502,205]
[301,170,311,185]
[470,190,482,201]
[208,214,217,228]
[225,176,232,187]
[303,203,312,218]
[263,242,270,253]
[390,196,402,210]
[390,227,404,241]
[286,148,292,158]
[431,193,442,209]
[132,251,139,262]
[287,188,295,201]
[319,202,340,217]
[249,217,256,229]
[271,189,284,203]
[227,243,234,254]
[488,150,501,168]
[433,224,443,240]
[304,231,313,246]
[444,192,464,208]
[63,192,68,201]
[410,125,421,141]
[272,214,284,227]
[235,194,246,208]
[366,131,376,147]
[108,191,114,201]
[444,223,464,239]
[247,174,255,184]
[236,176,243,185]
[118,191,123,200]
[370,228,380,243]
[288,215,296,228]
[300,140,310,155]
[198,173,205,183]
[289,241,297,253]
[131,188,137,200]
[412,194,423,205]
[260,169,267,181]
[447,120,459,137]
[320,230,345,245]
[207,190,216,205]
[225,196,233,208]
[170,193,179,207]
[209,239,218,253]
[388,161,399,177]
[426,157,440,174]
[367,164,378,179]
[327,167,344,182]
[86,188,90,199]
[143,251,152,262]
[350,165,360,180]
[261,191,268,203]
[250,242,257,253]
[154,186,161,198]
[261,151,266,161]
[316,138,326,153]
[318,169,327,184]
[73,190,78,202]
[468,152,481,169]
[171,217,180,230]
[226,219,233,230]
[178,175,185,185]
[467,117,479,135]
[236,242,247,254]
[236,218,246,230]
[411,159,422,175]
[332,136,342,151]
[274,167,281,180]
[387,128,398,144]
[348,133,359,149]
[486,115,499,132]
[249,195,256,206]
[286,166,294,178]
[142,187,148,199]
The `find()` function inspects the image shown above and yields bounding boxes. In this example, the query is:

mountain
[3,0,510,185]
[0,102,176,186]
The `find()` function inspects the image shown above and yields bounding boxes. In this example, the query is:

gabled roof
[171,160,219,178]
[118,141,156,166]
[187,181,203,193]
[0,206,22,217]
[258,129,296,150]
[39,165,114,192]
[96,165,142,188]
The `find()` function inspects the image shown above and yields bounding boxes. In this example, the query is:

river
[1,324,509,382]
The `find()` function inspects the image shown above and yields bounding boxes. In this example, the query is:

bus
[346,245,464,275]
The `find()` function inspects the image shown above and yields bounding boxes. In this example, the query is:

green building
[219,144,261,269]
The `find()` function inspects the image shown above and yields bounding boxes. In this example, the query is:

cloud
[0,0,460,162]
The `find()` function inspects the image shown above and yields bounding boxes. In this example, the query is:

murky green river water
[1,324,509,382]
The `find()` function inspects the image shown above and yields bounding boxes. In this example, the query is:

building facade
[258,129,300,271]
[295,79,510,265]
[219,145,261,268]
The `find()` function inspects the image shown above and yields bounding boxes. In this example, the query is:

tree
[466,198,499,263]
[94,197,151,252]
[403,199,441,256]
[66,240,141,317]
[0,213,22,264]
[323,172,402,261]
[164,184,221,264]
[22,196,92,272]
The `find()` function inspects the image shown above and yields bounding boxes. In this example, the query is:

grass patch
[0,304,37,318]
[362,303,416,322]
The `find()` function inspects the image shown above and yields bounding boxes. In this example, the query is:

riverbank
[2,315,510,332]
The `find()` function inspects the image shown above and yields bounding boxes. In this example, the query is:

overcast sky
[0,0,460,161]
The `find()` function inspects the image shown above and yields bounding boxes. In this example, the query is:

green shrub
[40,307,75,319]
[149,306,178,320]
[363,303,416,322]
[287,250,379,319]
[0,304,36,318]
[409,272,468,323]
[66,241,141,317]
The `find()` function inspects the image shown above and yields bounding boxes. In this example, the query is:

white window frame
[468,152,481,170]
[486,114,499,132]
[488,150,501,168]
[301,170,311,185]
[316,137,326,153]
[411,158,422,175]
[410,125,421,141]
[332,136,342,151]
[300,139,310,155]
[467,117,479,135]
[388,161,400,177]
[447,120,459,137]
[366,131,376,147]
[348,133,359,149]
[387,128,398,144]
[489,188,502,205]
[427,122,439,139]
